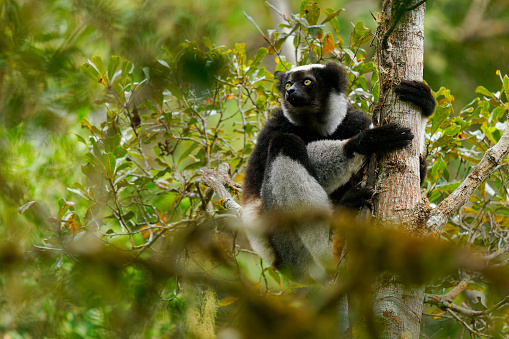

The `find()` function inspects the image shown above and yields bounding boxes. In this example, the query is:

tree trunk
[372,1,427,338]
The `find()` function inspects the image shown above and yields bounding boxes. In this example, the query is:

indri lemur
[241,62,436,281]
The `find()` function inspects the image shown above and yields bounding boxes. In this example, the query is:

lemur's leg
[261,133,334,281]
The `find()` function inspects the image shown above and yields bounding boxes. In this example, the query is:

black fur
[395,80,436,117]
[344,123,413,156]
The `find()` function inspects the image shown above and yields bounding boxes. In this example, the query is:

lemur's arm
[307,123,413,193]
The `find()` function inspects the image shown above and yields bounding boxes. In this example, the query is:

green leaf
[475,86,494,98]
[80,117,101,134]
[80,63,102,83]
[122,59,133,76]
[67,187,89,200]
[302,1,320,25]
[113,146,127,159]
[116,162,133,172]
[325,8,343,44]
[103,152,117,179]
[91,56,106,76]
[202,36,214,50]
[308,25,325,39]
[177,145,197,165]
[321,7,343,24]
[267,267,281,287]
[108,55,121,81]
[143,100,159,113]
[430,103,451,136]
[351,21,370,47]
[430,157,447,184]
[250,48,268,68]
[243,12,265,36]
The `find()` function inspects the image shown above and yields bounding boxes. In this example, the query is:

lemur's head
[277,62,349,136]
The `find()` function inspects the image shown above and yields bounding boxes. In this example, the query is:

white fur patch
[322,93,349,136]
[287,64,325,73]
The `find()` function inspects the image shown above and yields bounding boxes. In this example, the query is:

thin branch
[427,119,509,234]
[446,309,488,338]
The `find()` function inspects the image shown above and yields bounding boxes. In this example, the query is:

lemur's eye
[303,79,312,86]
[285,83,292,90]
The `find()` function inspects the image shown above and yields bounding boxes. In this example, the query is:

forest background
[1,0,509,338]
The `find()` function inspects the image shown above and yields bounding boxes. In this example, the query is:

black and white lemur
[241,62,436,282]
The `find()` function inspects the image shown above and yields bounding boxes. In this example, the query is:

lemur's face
[277,63,349,134]
[281,71,319,108]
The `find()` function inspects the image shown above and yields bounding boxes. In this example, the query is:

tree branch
[427,122,509,234]
[200,163,242,217]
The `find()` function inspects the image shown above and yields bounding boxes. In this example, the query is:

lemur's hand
[345,123,414,156]
[394,80,436,117]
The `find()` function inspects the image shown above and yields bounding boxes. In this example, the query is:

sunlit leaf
[302,1,320,25]
[250,47,268,68]
[475,86,494,98]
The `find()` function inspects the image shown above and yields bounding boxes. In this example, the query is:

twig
[447,308,488,338]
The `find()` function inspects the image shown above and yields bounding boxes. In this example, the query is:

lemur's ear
[320,62,348,93]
